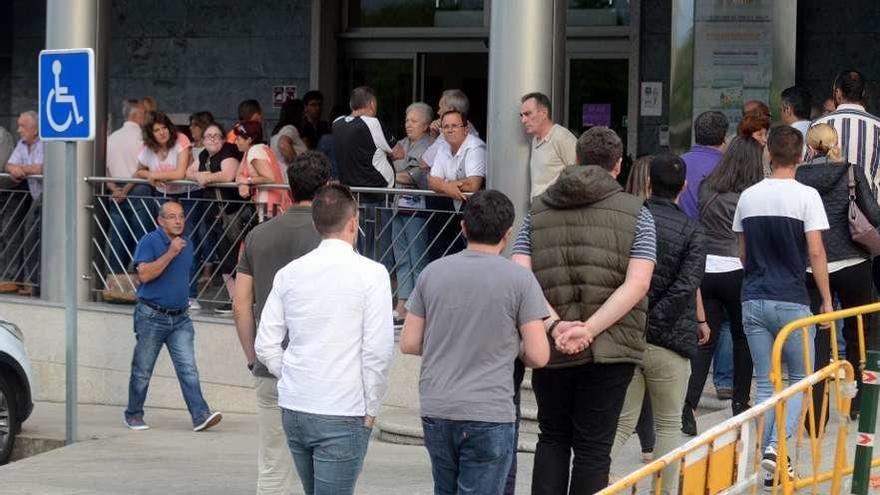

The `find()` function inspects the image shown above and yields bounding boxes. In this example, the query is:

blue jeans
[125,302,211,426]
[422,417,515,495]
[106,185,157,273]
[713,319,734,390]
[281,409,371,495]
[742,299,815,450]
[391,213,428,299]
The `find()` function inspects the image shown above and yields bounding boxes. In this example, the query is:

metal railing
[0,174,42,298]
[601,303,880,495]
[86,177,466,312]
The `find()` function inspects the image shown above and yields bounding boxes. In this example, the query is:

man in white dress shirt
[255,183,395,495]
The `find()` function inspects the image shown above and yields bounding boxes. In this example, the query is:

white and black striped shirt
[812,103,880,199]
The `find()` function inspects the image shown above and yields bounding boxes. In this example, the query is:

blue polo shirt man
[124,201,222,432]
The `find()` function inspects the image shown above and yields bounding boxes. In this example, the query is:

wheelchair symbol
[46,60,84,133]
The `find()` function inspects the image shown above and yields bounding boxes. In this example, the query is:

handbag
[847,164,880,256]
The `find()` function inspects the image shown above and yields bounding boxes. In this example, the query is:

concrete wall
[1,296,422,415]
[3,0,313,139]
[0,298,256,414]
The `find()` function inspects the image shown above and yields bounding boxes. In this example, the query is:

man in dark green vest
[511,126,656,494]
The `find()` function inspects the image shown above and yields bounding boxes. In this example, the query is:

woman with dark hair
[135,111,202,309]
[233,120,289,222]
[625,155,653,199]
[797,123,880,421]
[270,99,308,182]
[682,136,764,435]
[188,123,244,313]
[189,111,216,159]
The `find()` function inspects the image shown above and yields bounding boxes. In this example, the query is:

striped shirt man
[812,103,880,199]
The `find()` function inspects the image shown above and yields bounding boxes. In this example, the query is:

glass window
[347,59,415,139]
[349,0,484,28]
[567,0,630,26]
[567,58,629,147]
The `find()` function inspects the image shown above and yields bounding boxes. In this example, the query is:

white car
[0,319,34,465]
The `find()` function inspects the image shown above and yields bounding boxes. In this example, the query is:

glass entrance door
[567,58,630,150]
[420,53,488,137]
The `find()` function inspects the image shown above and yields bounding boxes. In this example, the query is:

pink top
[138,133,192,195]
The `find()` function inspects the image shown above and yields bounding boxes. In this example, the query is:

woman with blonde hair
[797,122,880,422]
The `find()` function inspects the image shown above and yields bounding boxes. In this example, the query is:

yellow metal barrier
[601,302,880,495]
[599,360,855,495]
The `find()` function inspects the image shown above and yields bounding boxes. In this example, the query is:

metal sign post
[38,48,95,445]
[852,351,880,494]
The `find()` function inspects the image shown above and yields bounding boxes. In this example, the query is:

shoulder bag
[847,164,880,256]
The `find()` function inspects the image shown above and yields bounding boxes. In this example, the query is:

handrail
[83,176,453,197]
[0,172,44,180]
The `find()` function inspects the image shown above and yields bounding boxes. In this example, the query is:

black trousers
[807,260,879,424]
[530,362,635,495]
[685,270,752,410]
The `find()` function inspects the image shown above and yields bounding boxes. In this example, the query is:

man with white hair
[421,89,479,169]
[104,99,153,278]
[0,111,42,295]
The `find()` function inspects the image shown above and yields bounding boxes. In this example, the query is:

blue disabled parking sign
[39,48,95,141]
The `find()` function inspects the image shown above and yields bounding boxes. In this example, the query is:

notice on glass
[641,82,662,116]
[272,85,298,108]
[582,103,612,128]
[692,0,773,132]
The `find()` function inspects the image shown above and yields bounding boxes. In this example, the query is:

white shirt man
[255,183,394,495]
[7,112,43,201]
[107,100,146,186]
[520,93,577,199]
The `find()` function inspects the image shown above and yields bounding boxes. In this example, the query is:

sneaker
[214,303,233,315]
[640,451,654,463]
[188,298,202,312]
[761,461,794,492]
[716,387,734,400]
[194,411,222,432]
[124,415,150,430]
[681,407,697,436]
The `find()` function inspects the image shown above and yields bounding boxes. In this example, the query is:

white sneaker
[193,411,222,432]
[188,298,202,312]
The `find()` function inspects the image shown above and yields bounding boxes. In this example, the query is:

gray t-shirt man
[237,206,321,377]
[407,250,548,423]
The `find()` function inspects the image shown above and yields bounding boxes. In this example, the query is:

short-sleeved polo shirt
[133,228,194,310]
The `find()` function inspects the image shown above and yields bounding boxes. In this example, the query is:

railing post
[851,350,880,494]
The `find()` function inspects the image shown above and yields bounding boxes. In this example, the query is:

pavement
[0,399,729,495]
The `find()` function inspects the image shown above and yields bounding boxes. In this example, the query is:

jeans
[358,201,394,272]
[531,362,635,495]
[611,345,690,495]
[742,299,814,450]
[391,212,428,299]
[125,302,212,426]
[281,409,371,495]
[22,200,40,286]
[255,376,296,495]
[687,270,752,409]
[712,319,734,390]
[106,184,157,273]
[422,417,515,495]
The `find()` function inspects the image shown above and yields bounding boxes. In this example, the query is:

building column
[42,0,109,303]
[486,0,566,226]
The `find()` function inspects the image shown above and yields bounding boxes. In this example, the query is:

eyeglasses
[441,124,466,131]
[203,133,223,141]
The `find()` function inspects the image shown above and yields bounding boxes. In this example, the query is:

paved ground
[0,400,730,494]
[2,399,876,494]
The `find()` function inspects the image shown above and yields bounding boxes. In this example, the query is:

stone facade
[2,0,312,150]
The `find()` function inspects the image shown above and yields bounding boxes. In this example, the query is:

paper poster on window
[692,0,773,133]
[640,82,662,116]
[272,85,298,108]
[582,103,611,128]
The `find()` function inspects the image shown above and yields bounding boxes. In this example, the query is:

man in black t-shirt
[332,86,401,269]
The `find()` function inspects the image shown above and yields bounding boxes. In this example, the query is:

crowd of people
[6,65,880,494]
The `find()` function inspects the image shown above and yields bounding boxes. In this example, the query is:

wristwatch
[546,319,560,335]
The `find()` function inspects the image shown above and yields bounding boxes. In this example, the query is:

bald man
[124,201,223,432]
